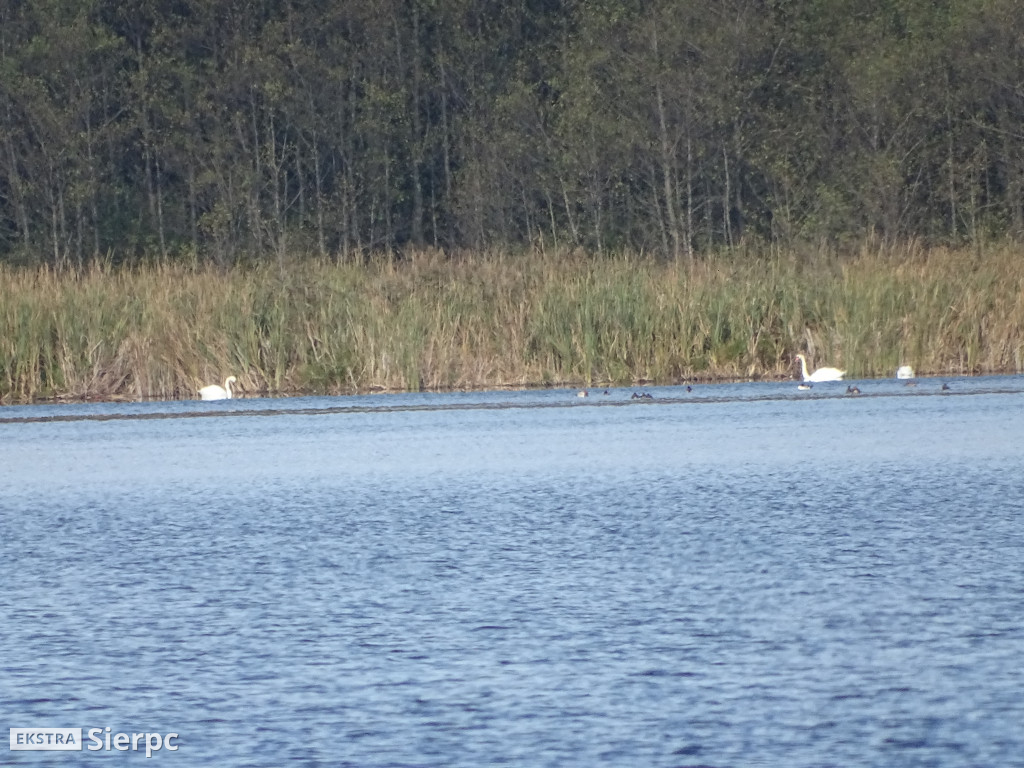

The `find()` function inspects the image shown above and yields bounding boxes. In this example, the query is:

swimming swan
[795,354,845,382]
[896,365,915,379]
[199,376,236,401]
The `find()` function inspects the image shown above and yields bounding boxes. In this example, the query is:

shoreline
[6,369,1012,408]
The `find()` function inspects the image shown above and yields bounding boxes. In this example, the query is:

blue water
[2,376,1023,766]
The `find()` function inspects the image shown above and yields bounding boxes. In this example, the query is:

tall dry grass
[2,243,1023,402]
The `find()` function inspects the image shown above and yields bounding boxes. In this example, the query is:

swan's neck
[798,356,810,381]
[224,379,233,399]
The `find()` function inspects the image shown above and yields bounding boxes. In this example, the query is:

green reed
[2,243,1023,403]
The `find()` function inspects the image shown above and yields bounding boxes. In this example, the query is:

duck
[846,385,861,395]
[577,389,589,398]
[199,376,236,401]
[795,354,845,382]
[797,383,812,391]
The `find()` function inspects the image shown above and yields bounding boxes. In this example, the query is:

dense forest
[2,0,1024,266]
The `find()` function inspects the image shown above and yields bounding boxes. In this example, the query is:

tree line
[1,0,1023,267]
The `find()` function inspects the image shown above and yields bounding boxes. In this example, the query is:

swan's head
[226,376,237,384]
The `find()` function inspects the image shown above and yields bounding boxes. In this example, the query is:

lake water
[2,376,1023,766]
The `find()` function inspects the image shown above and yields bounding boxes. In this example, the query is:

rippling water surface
[2,377,1023,766]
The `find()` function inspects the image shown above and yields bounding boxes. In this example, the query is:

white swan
[795,354,845,382]
[896,365,915,379]
[199,376,236,401]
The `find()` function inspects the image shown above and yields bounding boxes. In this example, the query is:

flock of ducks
[576,389,655,399]
[201,358,944,402]
[573,356,948,401]
[576,388,693,399]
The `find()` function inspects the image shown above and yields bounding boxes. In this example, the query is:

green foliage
[2,2,1024,263]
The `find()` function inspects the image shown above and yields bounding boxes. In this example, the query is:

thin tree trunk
[723,145,732,248]
[560,177,578,243]
[187,160,198,258]
[545,188,558,250]
[650,161,669,256]
[685,132,694,259]
[407,6,424,247]
[4,123,30,250]
[652,22,681,260]
[440,59,453,247]
[312,138,326,257]
[85,112,100,260]
[155,153,166,260]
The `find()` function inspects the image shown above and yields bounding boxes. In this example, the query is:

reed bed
[2,243,1023,403]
